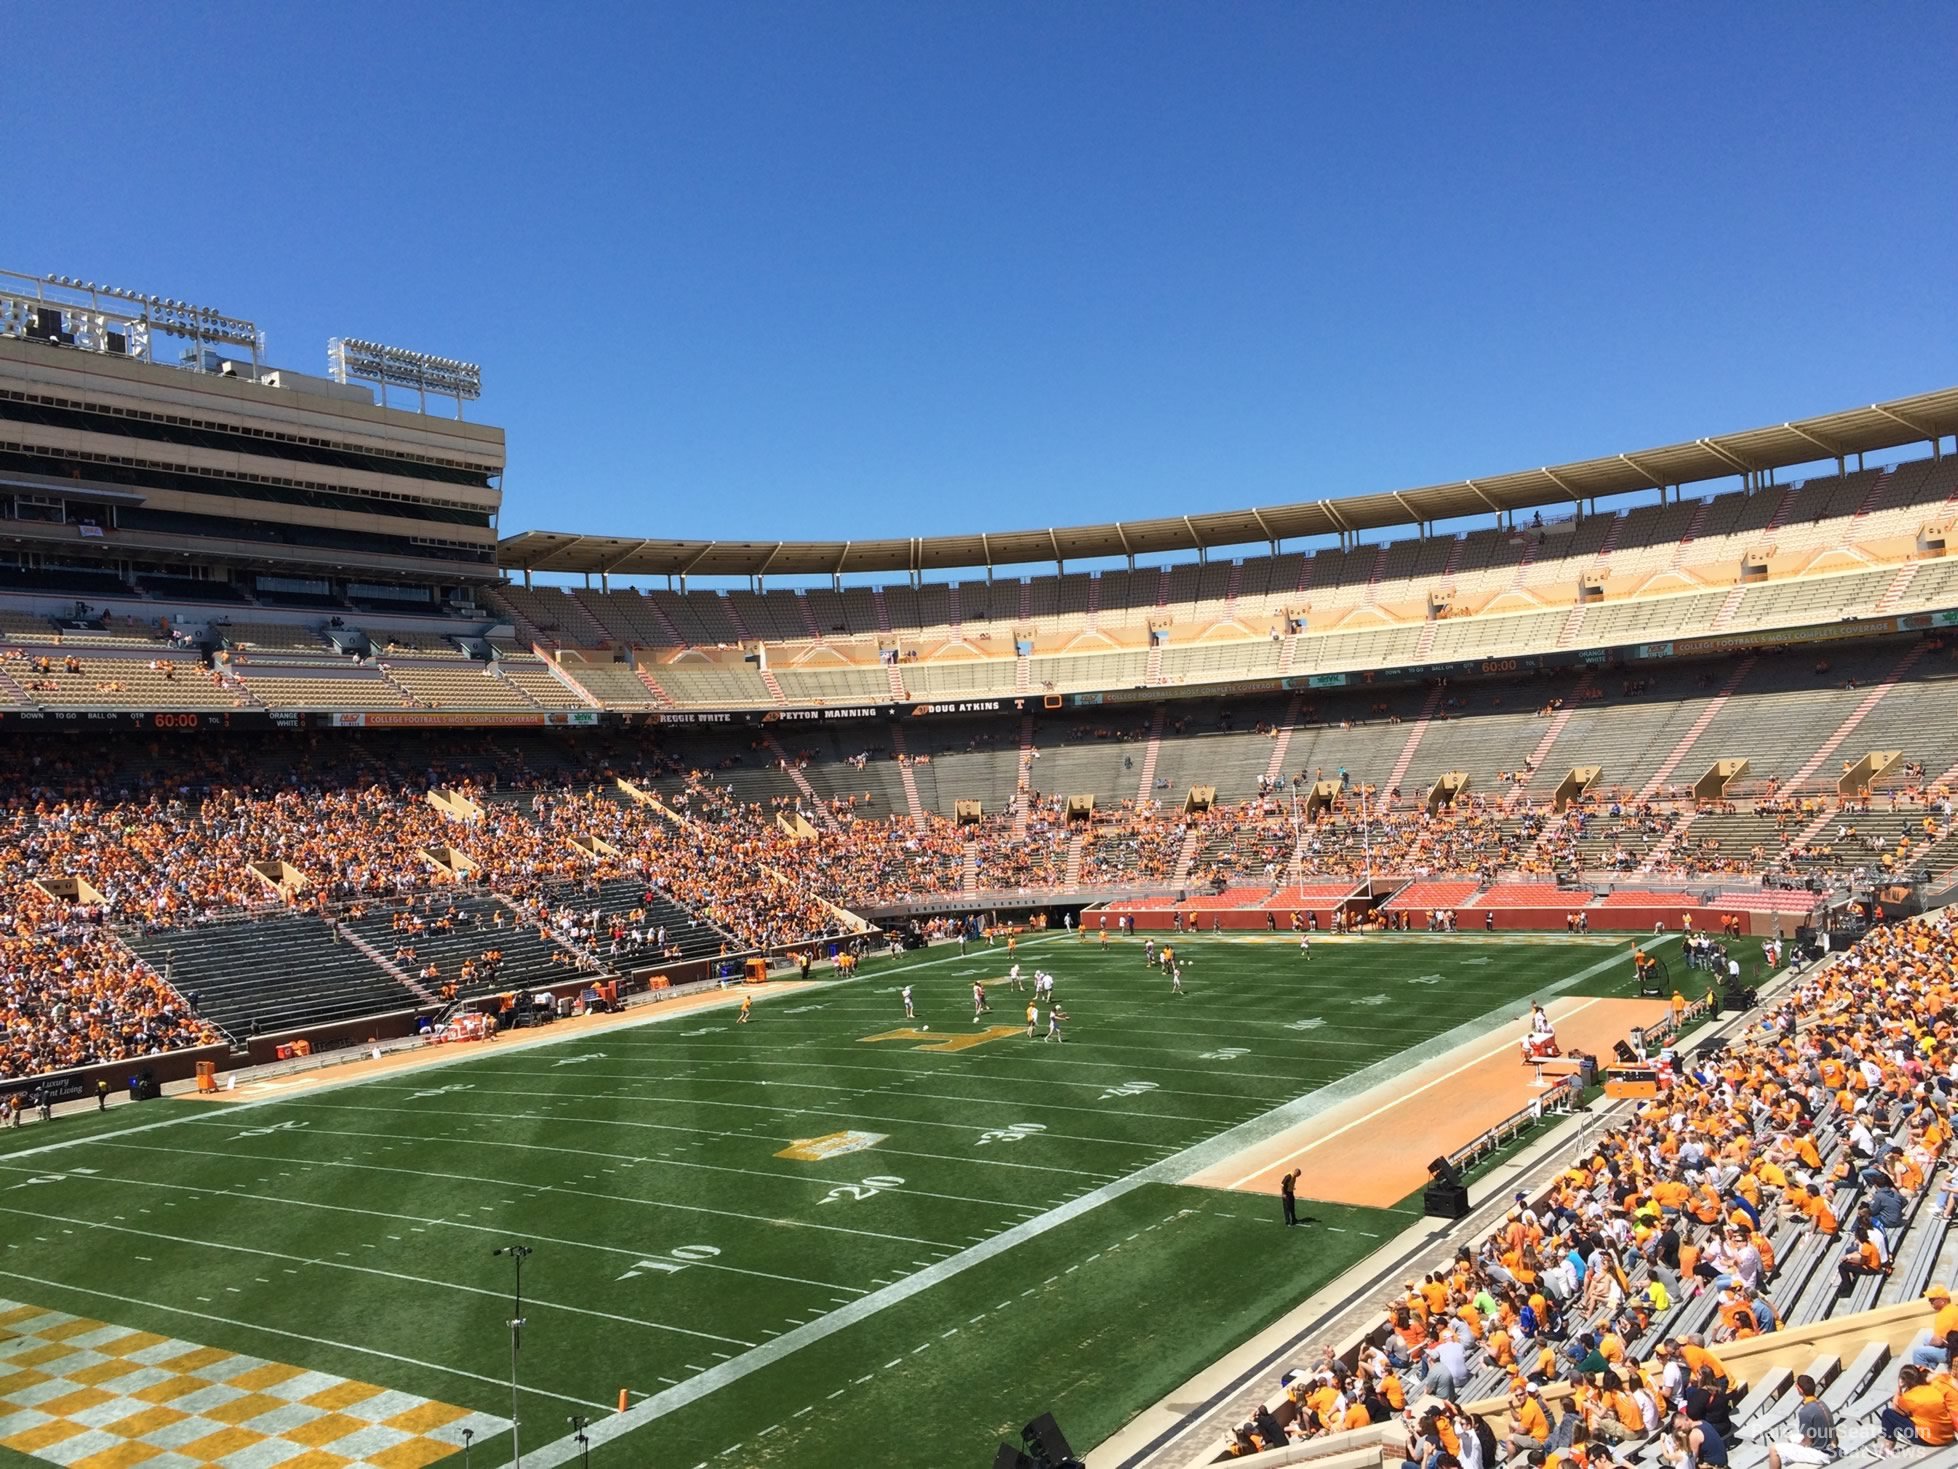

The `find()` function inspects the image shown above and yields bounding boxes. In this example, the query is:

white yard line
[178,1119,1044,1212]
[285,1091,1170,1152]
[390,1064,1263,1114]
[0,1160,870,1296]
[502,939,1654,1468]
[96,1137,964,1249]
[0,1200,755,1347]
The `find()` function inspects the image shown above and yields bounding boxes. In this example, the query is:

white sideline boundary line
[505,938,1659,1467]
[1220,995,1607,1189]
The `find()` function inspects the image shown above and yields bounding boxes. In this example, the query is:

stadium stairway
[761,733,842,831]
[1171,823,1203,885]
[334,924,436,1002]
[1263,692,1303,787]
[634,667,675,707]
[1505,707,1573,808]
[887,722,929,827]
[1874,561,1921,614]
[123,917,427,1041]
[1781,640,1929,791]
[1382,684,1445,800]
[1636,655,1757,799]
[1134,706,1167,804]
[1013,715,1036,839]
[1632,810,1697,875]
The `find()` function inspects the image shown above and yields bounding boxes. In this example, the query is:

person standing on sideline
[95,1078,109,1112]
[1281,1169,1301,1227]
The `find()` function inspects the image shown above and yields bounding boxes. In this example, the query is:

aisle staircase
[1874,562,1921,615]
[1554,604,1587,648]
[1667,498,1712,569]
[1263,692,1304,787]
[1782,642,1928,791]
[1504,707,1574,808]
[761,733,841,832]
[1635,656,1757,800]
[645,596,688,647]
[888,722,928,828]
[795,595,824,640]
[1133,706,1167,803]
[1012,715,1036,841]
[1709,585,1748,632]
[1063,829,1086,890]
[1383,684,1446,799]
[634,668,675,707]
[1171,824,1202,885]
[1852,464,1895,519]
[1634,812,1699,876]
[336,923,437,1004]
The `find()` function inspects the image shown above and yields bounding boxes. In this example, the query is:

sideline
[503,936,1664,1467]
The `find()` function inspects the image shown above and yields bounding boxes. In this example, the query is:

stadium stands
[1219,905,1958,1462]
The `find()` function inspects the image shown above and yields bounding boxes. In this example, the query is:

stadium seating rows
[1226,907,1958,1461]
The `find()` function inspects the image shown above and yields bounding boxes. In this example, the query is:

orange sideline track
[1185,995,1669,1209]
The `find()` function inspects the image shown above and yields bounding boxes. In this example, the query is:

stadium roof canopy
[500,386,1958,579]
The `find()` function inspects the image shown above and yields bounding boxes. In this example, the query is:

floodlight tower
[491,1243,534,1467]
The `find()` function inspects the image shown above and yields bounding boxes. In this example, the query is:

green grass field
[0,930,1761,1469]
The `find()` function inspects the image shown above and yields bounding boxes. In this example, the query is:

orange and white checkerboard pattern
[0,1301,507,1468]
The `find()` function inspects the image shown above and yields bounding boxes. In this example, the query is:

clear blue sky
[7,4,1956,557]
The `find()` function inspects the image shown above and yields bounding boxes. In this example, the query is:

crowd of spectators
[1231,909,1958,1460]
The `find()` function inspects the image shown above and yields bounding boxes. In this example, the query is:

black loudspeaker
[1021,1412,1078,1467]
[991,1447,1035,1469]
[1613,1040,1638,1064]
[1427,1156,1462,1187]
[1423,1182,1471,1219]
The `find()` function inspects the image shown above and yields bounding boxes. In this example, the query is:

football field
[0,930,1734,1469]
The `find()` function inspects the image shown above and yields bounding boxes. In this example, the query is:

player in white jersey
[1299,934,1311,961]
[1144,938,1156,967]
[901,985,914,1018]
[1170,962,1184,995]
[972,981,991,1018]
[1008,962,1023,990]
